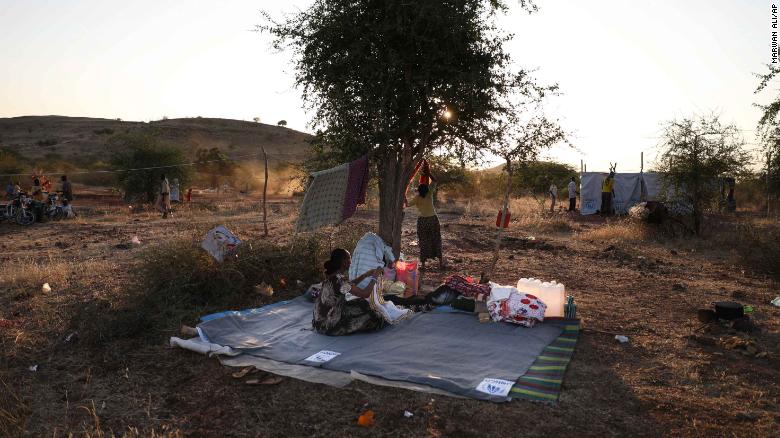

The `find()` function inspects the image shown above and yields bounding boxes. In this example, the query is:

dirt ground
[1,192,779,437]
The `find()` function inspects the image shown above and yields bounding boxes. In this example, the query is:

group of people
[549,172,615,216]
[548,176,579,213]
[5,174,74,204]
[313,161,447,336]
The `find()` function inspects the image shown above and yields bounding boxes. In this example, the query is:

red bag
[495,210,511,228]
[395,260,419,296]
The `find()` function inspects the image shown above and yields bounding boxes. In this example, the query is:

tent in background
[579,172,645,215]
[579,172,604,215]
[612,173,643,215]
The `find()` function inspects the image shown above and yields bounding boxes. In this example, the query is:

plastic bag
[395,260,419,296]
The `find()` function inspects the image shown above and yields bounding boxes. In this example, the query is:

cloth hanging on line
[296,155,370,232]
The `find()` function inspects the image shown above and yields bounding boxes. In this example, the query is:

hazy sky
[0,0,773,171]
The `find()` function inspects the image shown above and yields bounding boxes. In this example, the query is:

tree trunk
[377,147,418,257]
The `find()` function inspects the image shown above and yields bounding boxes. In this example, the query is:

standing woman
[158,174,171,218]
[313,249,386,336]
[406,164,446,271]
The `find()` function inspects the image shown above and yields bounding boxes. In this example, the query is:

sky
[0,0,774,171]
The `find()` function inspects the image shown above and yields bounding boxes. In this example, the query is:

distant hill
[0,115,313,167]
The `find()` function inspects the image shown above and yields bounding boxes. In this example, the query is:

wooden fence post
[489,157,512,277]
[262,147,269,236]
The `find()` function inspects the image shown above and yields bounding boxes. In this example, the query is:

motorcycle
[7,192,36,225]
[44,193,66,220]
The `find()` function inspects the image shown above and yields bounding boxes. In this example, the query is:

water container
[529,280,566,318]
[530,279,543,295]
[516,278,529,292]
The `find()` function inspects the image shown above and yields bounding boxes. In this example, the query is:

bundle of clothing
[304,273,547,328]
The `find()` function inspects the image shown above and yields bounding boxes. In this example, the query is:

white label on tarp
[304,350,341,363]
[476,378,514,397]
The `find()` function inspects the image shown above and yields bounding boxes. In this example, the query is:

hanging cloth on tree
[296,155,370,232]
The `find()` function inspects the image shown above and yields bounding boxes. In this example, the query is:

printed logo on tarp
[304,350,341,363]
[584,199,596,210]
[476,378,513,397]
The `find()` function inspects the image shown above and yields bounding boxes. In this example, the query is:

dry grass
[449,196,575,234]
[577,219,653,243]
[2,193,780,436]
[0,375,30,437]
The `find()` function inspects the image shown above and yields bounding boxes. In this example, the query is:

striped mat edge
[509,320,580,404]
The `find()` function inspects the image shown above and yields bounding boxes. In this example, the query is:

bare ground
[1,193,779,437]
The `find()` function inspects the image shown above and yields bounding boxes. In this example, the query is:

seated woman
[313,248,386,336]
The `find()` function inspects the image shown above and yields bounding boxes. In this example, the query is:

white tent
[579,172,604,215]
[613,173,643,215]
[579,172,644,215]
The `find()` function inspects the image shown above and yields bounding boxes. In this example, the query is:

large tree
[654,115,749,235]
[262,0,549,253]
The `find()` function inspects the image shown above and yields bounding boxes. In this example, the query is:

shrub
[735,223,780,278]
[110,132,191,202]
[90,227,369,344]
[92,128,115,135]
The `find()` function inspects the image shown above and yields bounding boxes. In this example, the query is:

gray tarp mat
[198,298,562,402]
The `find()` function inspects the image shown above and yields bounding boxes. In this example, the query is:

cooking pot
[713,301,744,320]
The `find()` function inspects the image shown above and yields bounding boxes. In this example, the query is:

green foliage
[263,0,547,161]
[511,160,577,194]
[654,115,750,234]
[110,132,191,202]
[195,147,235,188]
[277,120,288,127]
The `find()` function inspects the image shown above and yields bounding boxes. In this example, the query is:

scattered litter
[65,332,77,342]
[772,297,780,307]
[246,375,284,385]
[101,401,106,410]
[404,411,414,418]
[232,367,258,379]
[615,335,629,344]
[357,410,375,427]
[201,226,241,262]
[255,283,274,297]
[131,236,141,245]
[296,280,305,288]
[42,283,51,293]
[28,364,38,372]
